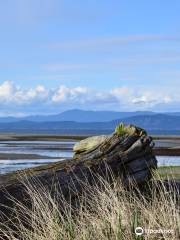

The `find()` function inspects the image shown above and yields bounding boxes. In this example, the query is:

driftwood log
[0,123,157,221]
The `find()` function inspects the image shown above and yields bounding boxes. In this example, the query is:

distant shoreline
[0,134,86,141]
[1,133,180,141]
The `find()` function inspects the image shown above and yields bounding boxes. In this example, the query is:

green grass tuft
[115,123,135,136]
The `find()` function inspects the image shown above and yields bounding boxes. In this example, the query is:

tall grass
[0,173,179,240]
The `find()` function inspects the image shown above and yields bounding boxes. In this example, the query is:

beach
[0,134,179,177]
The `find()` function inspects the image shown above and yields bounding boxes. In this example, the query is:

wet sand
[154,148,180,156]
[0,153,60,160]
[0,135,76,160]
[0,134,86,141]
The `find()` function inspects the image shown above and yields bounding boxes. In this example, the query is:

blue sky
[0,0,180,115]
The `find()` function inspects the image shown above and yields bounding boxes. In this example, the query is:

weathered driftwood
[0,123,157,220]
[72,123,157,183]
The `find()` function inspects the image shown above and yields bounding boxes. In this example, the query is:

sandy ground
[0,134,86,141]
[0,153,60,160]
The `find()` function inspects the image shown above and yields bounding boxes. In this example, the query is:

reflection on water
[0,159,65,174]
[0,148,73,158]
[157,156,180,166]
[0,140,75,158]
[0,140,75,174]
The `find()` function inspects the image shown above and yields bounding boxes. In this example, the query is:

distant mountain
[112,114,180,130]
[0,116,20,123]
[0,113,180,135]
[165,112,180,117]
[43,109,155,122]
[0,109,156,123]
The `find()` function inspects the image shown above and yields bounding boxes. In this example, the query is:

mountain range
[0,109,157,123]
[0,109,180,134]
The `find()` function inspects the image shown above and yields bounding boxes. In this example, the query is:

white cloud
[0,81,177,115]
[0,81,49,104]
[25,85,48,101]
[0,81,14,101]
[52,85,88,103]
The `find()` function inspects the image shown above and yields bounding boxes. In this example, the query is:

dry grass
[0,173,179,240]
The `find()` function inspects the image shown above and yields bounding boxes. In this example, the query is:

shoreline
[0,134,87,141]
[153,148,180,156]
[0,153,61,160]
[1,133,180,141]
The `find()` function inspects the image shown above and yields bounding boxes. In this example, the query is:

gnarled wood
[0,124,157,221]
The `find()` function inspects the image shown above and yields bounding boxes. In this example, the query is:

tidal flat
[0,134,179,176]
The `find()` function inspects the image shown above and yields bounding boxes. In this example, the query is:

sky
[0,0,180,116]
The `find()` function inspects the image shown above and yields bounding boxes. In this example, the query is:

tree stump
[72,123,157,184]
[0,123,157,220]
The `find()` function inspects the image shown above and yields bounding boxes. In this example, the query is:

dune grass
[157,166,180,179]
[0,173,179,240]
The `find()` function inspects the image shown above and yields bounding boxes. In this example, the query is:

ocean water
[0,140,75,158]
[0,140,75,174]
[0,159,64,174]
[157,156,180,166]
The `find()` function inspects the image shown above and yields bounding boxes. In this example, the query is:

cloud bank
[0,81,177,116]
